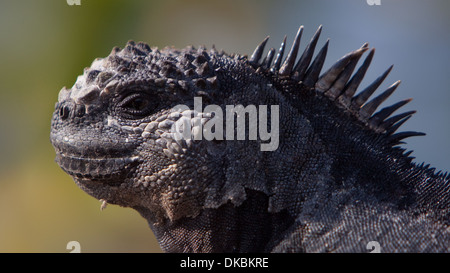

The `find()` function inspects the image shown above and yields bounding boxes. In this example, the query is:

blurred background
[0,0,448,252]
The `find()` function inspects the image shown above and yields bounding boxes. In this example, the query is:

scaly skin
[50,26,450,252]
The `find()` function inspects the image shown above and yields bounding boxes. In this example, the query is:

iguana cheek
[133,146,218,222]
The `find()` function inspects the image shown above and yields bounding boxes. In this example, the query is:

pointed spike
[380,110,416,131]
[403,150,413,157]
[271,36,287,73]
[261,48,275,69]
[279,26,304,76]
[316,46,368,93]
[210,44,218,54]
[386,115,412,135]
[389,131,426,143]
[249,36,270,65]
[326,56,362,99]
[360,80,401,119]
[369,98,413,127]
[339,48,375,102]
[294,25,323,81]
[303,39,329,87]
[360,42,369,49]
[110,46,121,55]
[325,44,369,99]
[352,65,393,108]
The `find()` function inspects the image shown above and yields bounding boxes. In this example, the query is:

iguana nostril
[59,104,85,120]
[59,105,70,120]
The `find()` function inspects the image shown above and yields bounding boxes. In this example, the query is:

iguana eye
[126,97,148,111]
[117,92,158,119]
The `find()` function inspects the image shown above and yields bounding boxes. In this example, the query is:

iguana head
[50,38,274,226]
[50,26,422,232]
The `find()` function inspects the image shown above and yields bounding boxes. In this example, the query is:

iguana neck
[135,190,294,253]
[288,91,449,211]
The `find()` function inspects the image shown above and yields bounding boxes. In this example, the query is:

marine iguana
[50,26,450,252]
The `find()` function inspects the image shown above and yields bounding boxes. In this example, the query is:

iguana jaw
[54,152,140,181]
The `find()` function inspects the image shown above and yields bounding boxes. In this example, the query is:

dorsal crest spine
[248,25,425,144]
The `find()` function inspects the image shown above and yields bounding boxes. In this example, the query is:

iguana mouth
[55,153,140,181]
[50,128,141,181]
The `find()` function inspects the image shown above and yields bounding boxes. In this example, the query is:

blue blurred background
[0,0,448,252]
